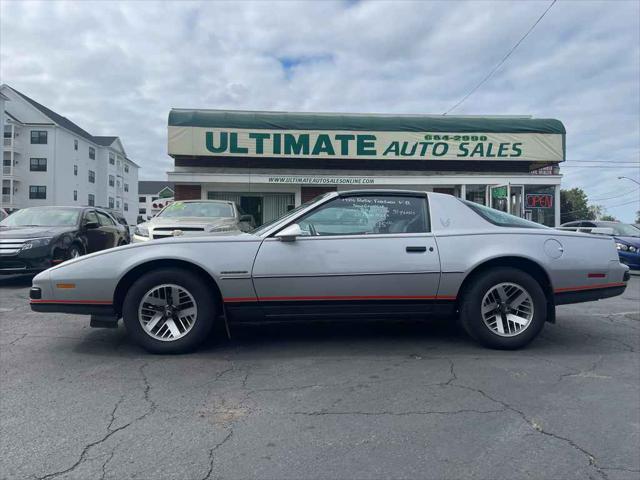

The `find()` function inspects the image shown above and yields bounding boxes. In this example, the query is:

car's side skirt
[224,296,457,323]
[554,283,627,305]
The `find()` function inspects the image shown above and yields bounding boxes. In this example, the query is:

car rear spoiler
[557,227,615,236]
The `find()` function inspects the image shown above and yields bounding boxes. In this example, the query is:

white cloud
[1,0,638,220]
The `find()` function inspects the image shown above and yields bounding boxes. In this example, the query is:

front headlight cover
[21,237,53,250]
[135,225,149,237]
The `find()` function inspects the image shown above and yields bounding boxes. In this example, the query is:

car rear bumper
[555,282,627,305]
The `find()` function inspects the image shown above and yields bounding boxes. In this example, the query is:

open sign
[526,194,553,209]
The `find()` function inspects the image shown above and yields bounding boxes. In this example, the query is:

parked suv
[133,200,255,242]
[0,206,129,274]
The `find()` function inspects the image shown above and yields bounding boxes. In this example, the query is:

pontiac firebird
[30,190,629,354]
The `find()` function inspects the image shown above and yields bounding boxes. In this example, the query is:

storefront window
[524,185,555,227]
[465,185,487,205]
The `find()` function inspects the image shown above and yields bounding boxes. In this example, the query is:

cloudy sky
[1,0,638,221]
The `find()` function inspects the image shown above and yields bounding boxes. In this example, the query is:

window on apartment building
[29,158,47,172]
[116,200,120,209]
[108,197,114,208]
[117,160,121,169]
[125,164,129,173]
[139,207,146,214]
[29,185,47,199]
[88,170,95,183]
[2,186,10,195]
[30,131,47,144]
[117,180,121,188]
[109,175,115,187]
[124,183,129,192]
[109,152,115,165]
[124,203,128,211]
[73,190,77,201]
[74,139,78,151]
[89,147,96,160]
[139,196,145,203]
[88,194,95,206]
[4,125,12,139]
[152,196,158,201]
[74,165,78,176]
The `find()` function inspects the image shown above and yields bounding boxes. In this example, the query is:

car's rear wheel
[459,267,547,349]
[122,268,215,354]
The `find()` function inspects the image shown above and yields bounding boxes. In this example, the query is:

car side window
[297,195,429,236]
[96,211,116,226]
[84,210,98,224]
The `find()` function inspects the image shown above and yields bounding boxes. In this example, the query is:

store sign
[491,186,508,199]
[168,127,564,162]
[267,176,375,185]
[526,193,553,209]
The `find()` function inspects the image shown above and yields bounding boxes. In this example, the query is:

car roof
[337,189,428,197]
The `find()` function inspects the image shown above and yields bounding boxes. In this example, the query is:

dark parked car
[561,220,640,270]
[0,206,129,274]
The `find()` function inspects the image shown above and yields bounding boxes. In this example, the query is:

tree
[560,188,596,223]
[600,214,617,221]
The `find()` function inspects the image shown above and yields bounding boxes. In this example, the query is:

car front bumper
[618,250,640,270]
[0,247,58,275]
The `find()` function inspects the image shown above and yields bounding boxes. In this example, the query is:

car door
[251,193,442,319]
[83,210,104,253]
[95,210,119,249]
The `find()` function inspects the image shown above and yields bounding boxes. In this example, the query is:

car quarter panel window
[297,195,429,236]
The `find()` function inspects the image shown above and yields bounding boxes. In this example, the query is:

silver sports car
[30,190,629,354]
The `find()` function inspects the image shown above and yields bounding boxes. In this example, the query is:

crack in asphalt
[200,430,234,480]
[446,374,611,480]
[35,363,157,480]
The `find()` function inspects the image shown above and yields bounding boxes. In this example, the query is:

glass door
[490,185,508,213]
[509,185,524,218]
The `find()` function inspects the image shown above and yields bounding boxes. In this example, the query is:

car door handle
[406,246,427,253]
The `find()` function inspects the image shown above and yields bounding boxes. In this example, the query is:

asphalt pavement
[1,275,639,480]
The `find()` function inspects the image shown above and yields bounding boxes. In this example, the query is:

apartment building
[1,84,140,224]
[137,181,174,221]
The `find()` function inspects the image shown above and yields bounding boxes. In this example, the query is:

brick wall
[174,184,202,200]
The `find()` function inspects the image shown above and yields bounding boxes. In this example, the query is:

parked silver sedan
[133,200,255,242]
[30,190,629,354]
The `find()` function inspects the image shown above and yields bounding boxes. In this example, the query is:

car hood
[614,236,640,248]
[0,225,75,238]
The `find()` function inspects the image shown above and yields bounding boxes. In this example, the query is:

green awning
[168,109,565,134]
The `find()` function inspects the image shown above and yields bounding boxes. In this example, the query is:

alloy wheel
[138,284,198,341]
[481,282,534,337]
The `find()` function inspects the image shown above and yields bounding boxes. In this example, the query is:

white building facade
[167,109,564,227]
[137,181,174,222]
[1,84,140,224]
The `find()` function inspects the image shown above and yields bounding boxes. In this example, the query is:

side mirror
[275,223,303,242]
[85,221,99,229]
[239,214,254,225]
[589,227,614,236]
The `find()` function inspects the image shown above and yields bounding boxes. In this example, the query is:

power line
[591,188,639,202]
[443,0,557,115]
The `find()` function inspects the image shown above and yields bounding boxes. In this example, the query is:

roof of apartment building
[93,135,119,146]
[138,181,175,195]
[3,86,137,169]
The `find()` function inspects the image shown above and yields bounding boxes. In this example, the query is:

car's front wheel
[122,268,215,354]
[459,267,547,349]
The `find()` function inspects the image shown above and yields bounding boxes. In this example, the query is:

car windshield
[609,223,640,237]
[158,201,233,218]
[0,208,80,227]
[462,200,547,229]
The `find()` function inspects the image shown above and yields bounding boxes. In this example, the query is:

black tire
[67,243,83,260]
[459,267,547,350]
[122,268,215,354]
